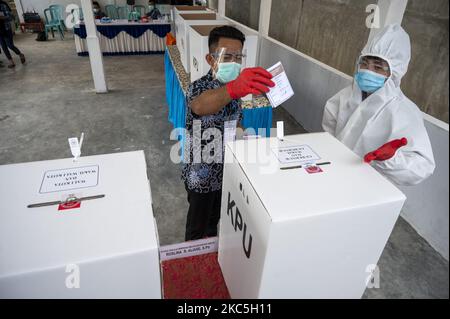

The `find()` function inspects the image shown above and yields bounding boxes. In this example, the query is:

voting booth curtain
[165,50,187,130]
[241,107,273,138]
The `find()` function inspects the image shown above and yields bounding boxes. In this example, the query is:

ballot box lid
[0,151,157,278]
[226,133,406,222]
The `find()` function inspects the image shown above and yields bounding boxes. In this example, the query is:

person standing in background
[0,0,25,68]
[92,1,106,19]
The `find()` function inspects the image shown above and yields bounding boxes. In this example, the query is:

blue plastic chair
[117,6,130,20]
[133,5,146,17]
[105,5,118,19]
[128,11,141,21]
[49,4,66,31]
[44,8,64,40]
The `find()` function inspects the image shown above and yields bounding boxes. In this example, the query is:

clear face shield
[355,56,390,76]
[210,47,247,83]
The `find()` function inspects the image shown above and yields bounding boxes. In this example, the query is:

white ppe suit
[322,24,435,186]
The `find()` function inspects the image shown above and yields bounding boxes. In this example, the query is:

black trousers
[0,30,21,60]
[185,185,222,241]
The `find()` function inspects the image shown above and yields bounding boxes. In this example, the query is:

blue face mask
[216,62,241,83]
[355,69,387,93]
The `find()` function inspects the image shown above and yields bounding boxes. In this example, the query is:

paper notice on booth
[39,165,99,194]
[272,145,321,165]
[266,62,294,108]
[159,237,219,261]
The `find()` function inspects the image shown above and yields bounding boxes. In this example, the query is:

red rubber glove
[364,138,408,163]
[226,67,275,100]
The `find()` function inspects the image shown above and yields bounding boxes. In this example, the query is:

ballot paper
[266,62,294,108]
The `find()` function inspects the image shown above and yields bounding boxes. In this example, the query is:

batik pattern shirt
[181,71,242,193]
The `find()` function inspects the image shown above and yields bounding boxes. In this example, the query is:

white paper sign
[266,62,295,108]
[272,145,321,165]
[159,237,219,261]
[39,165,99,194]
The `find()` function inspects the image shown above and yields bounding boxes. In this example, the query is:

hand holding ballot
[226,67,275,100]
[364,138,408,163]
[265,62,295,108]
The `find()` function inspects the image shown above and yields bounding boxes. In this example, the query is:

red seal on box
[305,165,323,174]
[58,201,81,211]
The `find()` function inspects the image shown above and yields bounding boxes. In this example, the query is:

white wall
[258,36,351,132]
[399,117,449,260]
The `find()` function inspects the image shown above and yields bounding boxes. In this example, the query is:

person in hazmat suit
[322,24,435,186]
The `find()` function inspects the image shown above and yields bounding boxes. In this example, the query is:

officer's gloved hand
[226,67,275,100]
[364,138,408,163]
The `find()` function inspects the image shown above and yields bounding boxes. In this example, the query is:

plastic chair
[105,5,118,19]
[128,11,141,21]
[49,4,66,31]
[44,8,64,40]
[133,5,146,17]
[156,4,171,15]
[117,6,130,20]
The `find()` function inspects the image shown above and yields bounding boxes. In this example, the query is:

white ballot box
[218,133,406,299]
[189,24,259,83]
[176,13,228,73]
[0,151,161,299]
